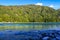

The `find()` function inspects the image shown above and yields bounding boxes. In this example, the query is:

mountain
[0,5,60,22]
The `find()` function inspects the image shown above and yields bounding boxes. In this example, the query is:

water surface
[0,22,60,30]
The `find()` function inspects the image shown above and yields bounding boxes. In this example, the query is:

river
[0,22,60,30]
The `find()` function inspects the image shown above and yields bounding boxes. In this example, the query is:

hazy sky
[0,0,60,9]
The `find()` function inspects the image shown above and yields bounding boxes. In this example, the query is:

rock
[43,37,49,40]
[56,37,60,40]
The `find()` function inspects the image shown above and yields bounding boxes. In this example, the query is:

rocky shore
[0,30,60,40]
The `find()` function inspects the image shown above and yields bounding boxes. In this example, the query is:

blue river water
[0,22,60,26]
[0,22,60,30]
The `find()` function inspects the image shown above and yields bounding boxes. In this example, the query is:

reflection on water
[0,22,60,30]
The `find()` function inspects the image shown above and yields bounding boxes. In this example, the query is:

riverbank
[0,30,60,40]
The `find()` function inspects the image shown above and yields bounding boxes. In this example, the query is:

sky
[0,0,60,9]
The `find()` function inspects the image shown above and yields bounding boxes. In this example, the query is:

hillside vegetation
[0,5,60,22]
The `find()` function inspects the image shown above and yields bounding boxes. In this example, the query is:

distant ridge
[0,5,60,22]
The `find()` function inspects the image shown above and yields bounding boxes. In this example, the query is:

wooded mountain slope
[0,5,60,22]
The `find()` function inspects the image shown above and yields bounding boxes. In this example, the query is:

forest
[0,5,60,22]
